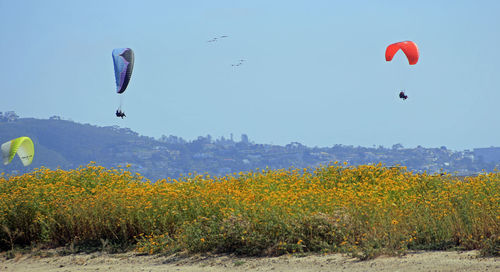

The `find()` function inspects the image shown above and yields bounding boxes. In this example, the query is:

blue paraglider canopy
[112,48,134,94]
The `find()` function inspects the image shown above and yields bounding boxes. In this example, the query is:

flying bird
[231,59,246,67]
[207,35,229,43]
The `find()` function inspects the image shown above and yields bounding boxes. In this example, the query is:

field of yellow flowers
[0,162,498,259]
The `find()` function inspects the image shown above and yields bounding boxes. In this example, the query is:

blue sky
[1,0,499,150]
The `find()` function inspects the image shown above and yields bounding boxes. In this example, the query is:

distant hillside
[0,115,153,173]
[1,112,498,180]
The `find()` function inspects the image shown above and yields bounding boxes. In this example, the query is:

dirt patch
[1,250,498,272]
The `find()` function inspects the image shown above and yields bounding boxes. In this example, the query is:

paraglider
[1,137,34,166]
[112,48,134,118]
[399,91,408,100]
[386,41,419,100]
[115,109,126,118]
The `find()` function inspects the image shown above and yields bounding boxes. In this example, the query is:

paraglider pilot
[116,109,126,118]
[399,91,408,100]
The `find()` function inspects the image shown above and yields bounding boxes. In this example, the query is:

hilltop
[0,111,497,180]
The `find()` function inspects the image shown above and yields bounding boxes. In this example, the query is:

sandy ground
[1,250,498,272]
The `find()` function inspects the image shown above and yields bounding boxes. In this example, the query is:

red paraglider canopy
[385,41,419,65]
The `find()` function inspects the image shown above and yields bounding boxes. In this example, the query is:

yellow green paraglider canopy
[1,136,34,166]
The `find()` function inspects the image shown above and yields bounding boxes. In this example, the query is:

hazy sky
[1,0,499,150]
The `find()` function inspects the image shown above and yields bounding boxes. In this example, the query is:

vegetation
[1,162,498,259]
